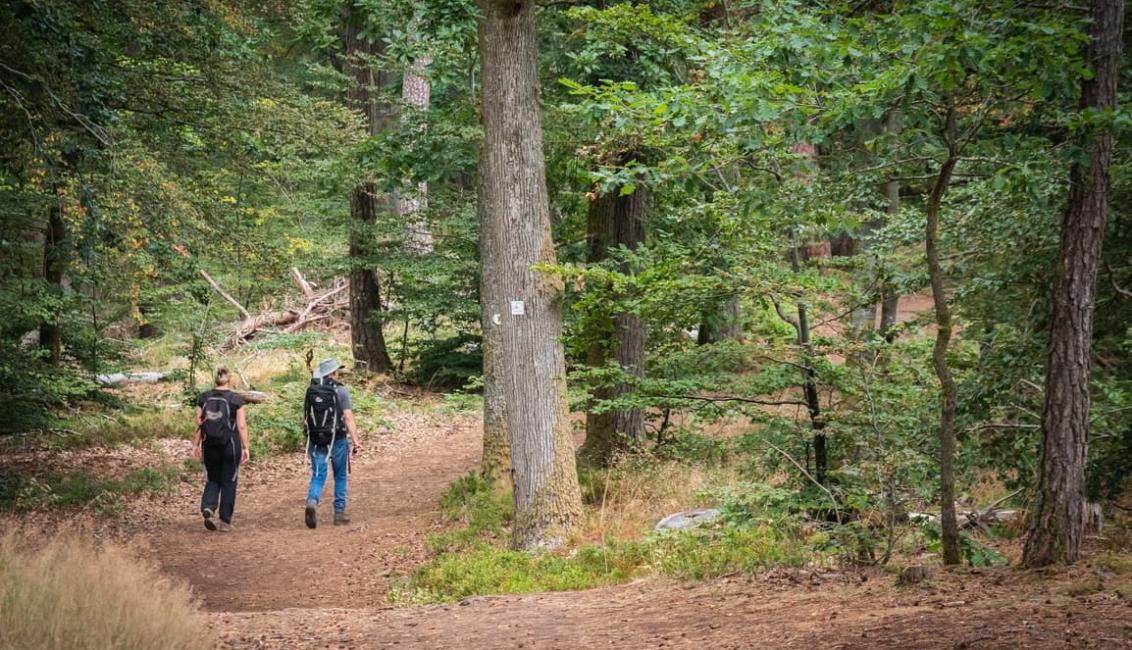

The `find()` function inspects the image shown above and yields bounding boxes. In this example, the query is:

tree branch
[199,270,251,320]
[651,394,809,407]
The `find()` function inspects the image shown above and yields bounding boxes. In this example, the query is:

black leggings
[201,438,240,523]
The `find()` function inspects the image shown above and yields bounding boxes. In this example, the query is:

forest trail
[140,412,482,612]
[128,414,1131,649]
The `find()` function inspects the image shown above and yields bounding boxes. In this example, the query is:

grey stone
[654,508,721,532]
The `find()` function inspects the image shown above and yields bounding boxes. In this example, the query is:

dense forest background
[2,0,1130,578]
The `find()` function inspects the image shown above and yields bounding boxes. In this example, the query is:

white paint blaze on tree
[476,0,582,549]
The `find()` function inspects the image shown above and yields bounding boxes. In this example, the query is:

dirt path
[213,576,1132,649]
[114,413,1131,649]
[140,412,481,612]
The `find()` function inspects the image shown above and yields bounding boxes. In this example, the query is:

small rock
[654,508,722,532]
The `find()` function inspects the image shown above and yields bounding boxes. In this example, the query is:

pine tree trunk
[1024,0,1124,568]
[40,197,66,365]
[343,9,393,374]
[580,176,647,466]
[476,0,582,550]
[926,107,961,566]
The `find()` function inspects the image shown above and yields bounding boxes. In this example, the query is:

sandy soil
[5,392,1131,649]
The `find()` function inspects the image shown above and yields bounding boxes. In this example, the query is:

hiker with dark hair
[303,358,364,528]
[192,367,249,532]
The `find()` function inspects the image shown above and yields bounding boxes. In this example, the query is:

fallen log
[198,270,348,348]
[290,267,315,300]
[236,390,269,404]
[96,372,168,386]
[199,270,251,320]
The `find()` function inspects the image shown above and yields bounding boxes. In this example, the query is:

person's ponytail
[214,367,231,387]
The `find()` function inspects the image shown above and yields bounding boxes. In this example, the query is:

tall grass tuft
[0,532,210,650]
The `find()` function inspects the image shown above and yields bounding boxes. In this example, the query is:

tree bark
[1024,0,1124,568]
[926,106,961,566]
[399,54,434,255]
[343,8,393,374]
[479,330,512,493]
[476,0,582,549]
[579,173,647,466]
[785,246,827,486]
[40,196,67,365]
[697,294,742,344]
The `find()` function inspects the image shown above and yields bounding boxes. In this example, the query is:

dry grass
[577,462,732,544]
[0,531,210,650]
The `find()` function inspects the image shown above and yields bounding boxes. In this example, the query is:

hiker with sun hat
[302,358,363,528]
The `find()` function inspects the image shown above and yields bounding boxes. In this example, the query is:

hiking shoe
[333,511,350,526]
[202,508,217,531]
[305,499,318,529]
[218,521,232,533]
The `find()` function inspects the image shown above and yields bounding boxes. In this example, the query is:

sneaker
[218,521,232,533]
[334,511,350,526]
[305,499,317,529]
[202,508,217,531]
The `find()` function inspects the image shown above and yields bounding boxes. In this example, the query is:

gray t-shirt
[335,385,353,411]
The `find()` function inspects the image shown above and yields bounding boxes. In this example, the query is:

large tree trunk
[926,107,961,566]
[579,174,647,466]
[40,196,67,365]
[1025,0,1124,568]
[476,0,582,549]
[479,332,512,493]
[343,9,393,374]
[399,54,434,256]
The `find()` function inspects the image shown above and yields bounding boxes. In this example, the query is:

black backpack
[200,393,236,447]
[304,379,342,447]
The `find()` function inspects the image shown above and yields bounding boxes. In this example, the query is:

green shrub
[0,466,183,514]
[395,543,646,604]
[426,473,513,553]
[919,522,1007,567]
[407,334,482,390]
[656,428,731,466]
[651,525,810,579]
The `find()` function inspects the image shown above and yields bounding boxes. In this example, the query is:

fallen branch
[96,372,168,386]
[200,270,250,320]
[217,274,349,348]
[652,393,809,408]
[235,390,268,404]
[290,267,315,300]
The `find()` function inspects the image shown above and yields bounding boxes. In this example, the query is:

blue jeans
[307,437,349,513]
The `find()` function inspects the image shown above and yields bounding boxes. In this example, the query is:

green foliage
[0,466,184,514]
[920,522,1008,568]
[393,543,646,605]
[427,473,512,553]
[406,334,482,390]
